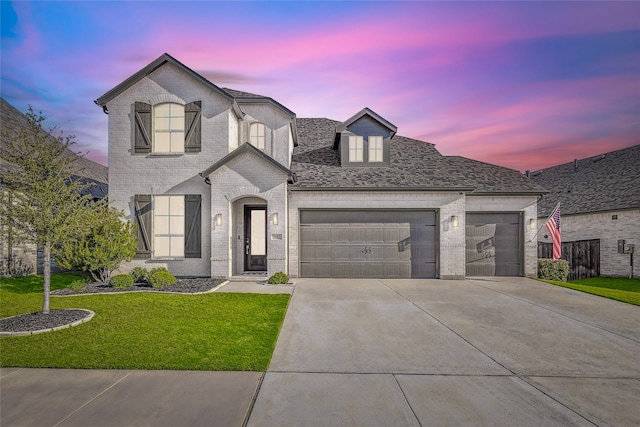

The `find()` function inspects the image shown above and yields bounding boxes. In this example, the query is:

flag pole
[528,202,560,242]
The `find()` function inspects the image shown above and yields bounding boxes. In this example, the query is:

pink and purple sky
[1,1,639,172]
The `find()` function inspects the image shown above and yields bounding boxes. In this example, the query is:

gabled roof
[336,107,398,136]
[94,53,238,115]
[200,142,294,181]
[1,97,108,199]
[223,87,298,147]
[222,87,296,117]
[292,117,547,194]
[531,144,640,216]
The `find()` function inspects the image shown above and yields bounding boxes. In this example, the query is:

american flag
[545,204,562,260]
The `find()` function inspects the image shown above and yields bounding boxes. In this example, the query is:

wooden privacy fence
[538,239,600,281]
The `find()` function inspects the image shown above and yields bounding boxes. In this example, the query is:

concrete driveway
[247,277,640,426]
[2,277,639,426]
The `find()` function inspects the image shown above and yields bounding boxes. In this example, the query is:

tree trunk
[43,242,51,314]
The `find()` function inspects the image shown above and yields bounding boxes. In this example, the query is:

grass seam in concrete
[516,376,599,426]
[392,374,423,427]
[377,279,517,376]
[242,372,266,427]
[470,280,640,344]
[51,370,135,427]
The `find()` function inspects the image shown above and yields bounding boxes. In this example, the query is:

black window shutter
[184,194,202,258]
[184,101,202,153]
[134,194,152,258]
[134,102,152,153]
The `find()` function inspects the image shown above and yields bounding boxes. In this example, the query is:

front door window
[245,206,267,271]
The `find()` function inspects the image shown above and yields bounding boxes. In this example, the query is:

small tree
[55,202,137,283]
[0,107,92,313]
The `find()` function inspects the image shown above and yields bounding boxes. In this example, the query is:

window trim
[368,136,383,162]
[249,122,266,150]
[153,102,185,154]
[348,135,364,163]
[152,195,185,259]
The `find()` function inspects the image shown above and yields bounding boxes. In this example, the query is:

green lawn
[0,274,290,370]
[539,276,640,306]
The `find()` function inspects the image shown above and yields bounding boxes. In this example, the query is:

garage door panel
[300,210,437,278]
[466,213,521,277]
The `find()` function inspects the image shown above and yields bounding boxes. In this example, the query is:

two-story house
[95,53,546,280]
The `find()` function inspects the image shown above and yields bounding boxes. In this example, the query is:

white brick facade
[100,54,543,280]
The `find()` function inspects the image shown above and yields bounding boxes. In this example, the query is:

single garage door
[299,210,437,278]
[466,212,522,276]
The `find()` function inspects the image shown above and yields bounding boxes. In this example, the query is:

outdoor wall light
[529,218,537,230]
[271,212,279,225]
[214,213,222,227]
[450,215,459,228]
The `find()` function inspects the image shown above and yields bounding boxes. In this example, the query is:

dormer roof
[336,107,397,135]
[333,107,397,149]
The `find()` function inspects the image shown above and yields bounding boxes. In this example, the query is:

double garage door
[299,210,437,278]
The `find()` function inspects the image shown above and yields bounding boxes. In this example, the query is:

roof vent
[531,170,543,177]
[573,159,578,172]
[592,154,606,162]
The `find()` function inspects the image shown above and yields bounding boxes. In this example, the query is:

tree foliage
[0,106,92,313]
[55,202,137,283]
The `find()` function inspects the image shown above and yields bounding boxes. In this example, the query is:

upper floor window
[250,122,266,150]
[348,135,363,162]
[154,103,185,153]
[368,136,383,162]
[134,101,201,154]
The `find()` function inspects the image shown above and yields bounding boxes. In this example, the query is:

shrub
[267,272,289,285]
[149,270,176,288]
[54,203,137,283]
[149,267,169,276]
[68,278,89,291]
[538,259,570,282]
[110,274,134,289]
[131,267,149,283]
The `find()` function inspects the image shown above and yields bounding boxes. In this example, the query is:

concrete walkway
[1,277,639,426]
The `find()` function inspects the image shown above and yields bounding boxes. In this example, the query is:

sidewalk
[0,369,261,427]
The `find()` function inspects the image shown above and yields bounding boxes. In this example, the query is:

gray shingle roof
[292,117,547,194]
[530,144,640,216]
[1,97,108,199]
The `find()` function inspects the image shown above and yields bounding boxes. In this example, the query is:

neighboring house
[95,53,546,280]
[0,97,108,276]
[531,145,640,279]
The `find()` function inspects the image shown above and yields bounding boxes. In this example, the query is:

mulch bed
[1,278,225,334]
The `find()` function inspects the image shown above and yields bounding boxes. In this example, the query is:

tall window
[153,195,184,258]
[250,122,266,149]
[348,136,363,162]
[368,136,383,162]
[154,103,184,153]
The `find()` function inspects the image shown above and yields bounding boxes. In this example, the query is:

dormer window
[368,136,383,162]
[154,103,185,153]
[334,107,397,167]
[348,136,363,162]
[250,122,266,149]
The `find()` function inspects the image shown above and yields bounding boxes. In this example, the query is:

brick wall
[539,209,639,278]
